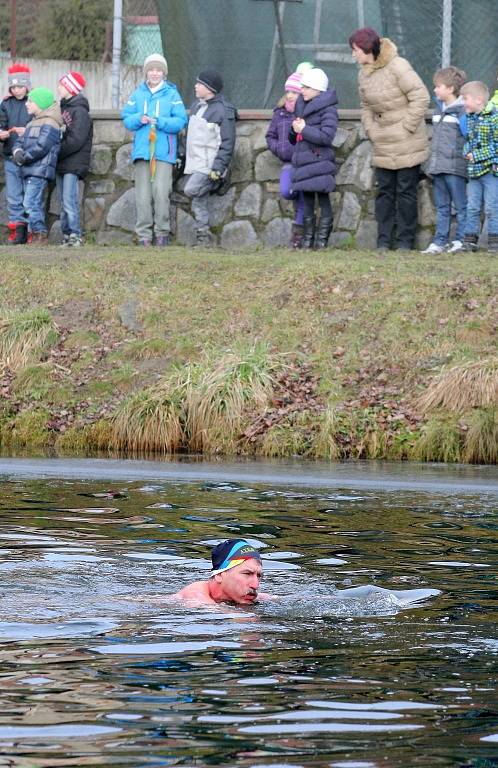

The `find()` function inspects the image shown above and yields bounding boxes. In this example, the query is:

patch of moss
[12,364,52,401]
[64,330,101,350]
[121,338,170,360]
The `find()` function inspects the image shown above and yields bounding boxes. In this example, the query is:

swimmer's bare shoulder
[170,581,215,604]
[171,584,277,605]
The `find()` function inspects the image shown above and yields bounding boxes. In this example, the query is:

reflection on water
[0,468,497,767]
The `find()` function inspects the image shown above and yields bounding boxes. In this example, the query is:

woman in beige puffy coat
[349,28,429,250]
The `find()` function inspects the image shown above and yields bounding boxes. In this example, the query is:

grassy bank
[0,245,496,463]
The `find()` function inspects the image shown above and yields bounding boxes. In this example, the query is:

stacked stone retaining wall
[0,110,437,249]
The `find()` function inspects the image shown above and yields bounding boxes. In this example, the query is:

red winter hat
[8,63,31,90]
[59,71,86,96]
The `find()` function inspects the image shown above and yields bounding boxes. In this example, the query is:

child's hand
[12,126,25,136]
[12,147,25,166]
[0,130,9,141]
[292,118,305,133]
[466,153,473,161]
[140,115,153,124]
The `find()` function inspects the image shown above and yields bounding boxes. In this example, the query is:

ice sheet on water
[0,618,120,641]
[262,585,441,617]
[93,639,241,655]
[0,724,121,740]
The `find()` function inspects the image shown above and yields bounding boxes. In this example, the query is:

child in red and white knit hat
[0,64,32,244]
[59,71,86,97]
[56,70,93,247]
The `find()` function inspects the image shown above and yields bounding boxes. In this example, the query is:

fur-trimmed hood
[357,38,429,170]
[362,38,398,74]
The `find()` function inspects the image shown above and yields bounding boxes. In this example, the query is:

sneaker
[138,238,152,247]
[67,233,83,247]
[421,242,446,254]
[447,240,463,253]
[155,234,170,247]
[462,236,478,252]
[194,229,213,248]
[60,234,71,247]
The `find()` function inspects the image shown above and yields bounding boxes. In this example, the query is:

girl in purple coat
[266,72,305,247]
[290,68,338,249]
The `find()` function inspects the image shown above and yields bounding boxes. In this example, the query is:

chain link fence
[1,0,497,109]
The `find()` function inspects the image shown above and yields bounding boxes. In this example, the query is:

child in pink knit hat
[266,71,305,248]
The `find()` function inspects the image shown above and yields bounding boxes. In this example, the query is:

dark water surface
[0,459,497,767]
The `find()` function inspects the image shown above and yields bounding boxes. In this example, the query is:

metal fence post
[112,0,123,109]
[441,0,453,67]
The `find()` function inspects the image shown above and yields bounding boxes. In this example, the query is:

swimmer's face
[215,558,262,605]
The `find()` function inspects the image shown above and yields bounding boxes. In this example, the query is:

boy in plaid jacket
[460,81,498,252]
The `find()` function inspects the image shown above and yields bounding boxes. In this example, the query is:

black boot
[462,234,478,252]
[8,221,28,245]
[487,234,498,253]
[315,217,333,250]
[302,216,316,250]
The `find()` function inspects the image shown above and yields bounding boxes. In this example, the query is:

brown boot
[31,232,49,245]
[290,224,304,249]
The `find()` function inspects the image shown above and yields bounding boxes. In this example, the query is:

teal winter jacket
[121,80,187,164]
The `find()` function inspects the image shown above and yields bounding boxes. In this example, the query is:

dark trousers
[375,165,420,249]
[303,191,332,219]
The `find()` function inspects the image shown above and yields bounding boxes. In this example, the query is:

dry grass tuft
[462,407,498,464]
[110,344,279,456]
[312,406,348,461]
[418,358,498,414]
[111,387,185,455]
[0,309,58,372]
[185,345,277,454]
[413,416,462,463]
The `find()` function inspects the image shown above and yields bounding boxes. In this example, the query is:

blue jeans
[465,173,498,237]
[433,173,467,245]
[4,159,26,222]
[56,172,81,237]
[23,176,48,233]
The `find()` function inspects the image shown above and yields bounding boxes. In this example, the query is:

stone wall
[0,110,436,249]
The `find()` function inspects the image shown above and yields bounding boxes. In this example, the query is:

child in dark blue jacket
[13,87,63,244]
[56,71,93,247]
[290,68,338,249]
[0,63,32,244]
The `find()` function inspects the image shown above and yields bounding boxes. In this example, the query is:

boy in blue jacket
[121,53,187,246]
[0,63,32,244]
[12,87,63,245]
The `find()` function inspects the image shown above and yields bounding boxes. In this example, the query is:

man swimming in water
[172,539,272,606]
[168,538,440,608]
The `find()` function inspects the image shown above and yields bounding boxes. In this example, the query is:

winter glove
[12,147,25,166]
[208,170,222,183]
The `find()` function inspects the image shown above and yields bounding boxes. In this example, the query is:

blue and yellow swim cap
[211,539,262,575]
